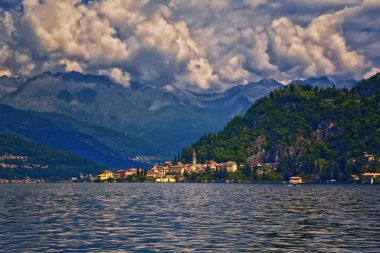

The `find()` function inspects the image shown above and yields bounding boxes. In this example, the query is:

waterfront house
[96,170,114,181]
[156,176,176,183]
[164,165,184,175]
[147,170,158,179]
[207,160,217,170]
[351,174,360,181]
[226,161,238,173]
[289,176,302,184]
[362,173,380,184]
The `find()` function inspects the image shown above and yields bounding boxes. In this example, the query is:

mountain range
[0,71,359,168]
[0,104,161,168]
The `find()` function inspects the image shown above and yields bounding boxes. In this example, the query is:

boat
[289,176,302,185]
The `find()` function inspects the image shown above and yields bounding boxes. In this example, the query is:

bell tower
[192,149,197,165]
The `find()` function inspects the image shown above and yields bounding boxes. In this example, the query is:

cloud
[218,55,250,83]
[22,0,130,65]
[364,67,380,79]
[0,0,379,89]
[0,45,12,76]
[267,11,366,79]
[243,0,267,9]
[99,68,131,87]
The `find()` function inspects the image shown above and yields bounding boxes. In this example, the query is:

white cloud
[14,50,36,75]
[364,67,380,79]
[99,68,131,87]
[22,0,130,65]
[268,9,366,79]
[59,59,84,73]
[219,55,250,83]
[185,58,219,89]
[18,0,220,89]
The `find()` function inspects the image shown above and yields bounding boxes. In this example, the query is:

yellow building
[96,170,114,181]
[226,161,238,173]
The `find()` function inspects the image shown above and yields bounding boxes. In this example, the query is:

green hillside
[182,73,380,181]
[0,134,104,181]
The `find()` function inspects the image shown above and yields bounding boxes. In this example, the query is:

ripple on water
[0,183,380,252]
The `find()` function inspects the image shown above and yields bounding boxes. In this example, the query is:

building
[96,170,114,181]
[351,174,360,181]
[247,162,279,172]
[117,169,139,179]
[363,152,377,166]
[192,149,197,165]
[156,176,176,183]
[207,160,217,170]
[226,161,238,173]
[362,173,380,184]
[147,170,158,179]
[289,176,302,184]
[164,165,184,175]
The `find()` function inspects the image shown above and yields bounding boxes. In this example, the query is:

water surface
[1,183,380,252]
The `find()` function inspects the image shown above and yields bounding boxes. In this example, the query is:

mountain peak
[256,78,284,86]
[288,76,334,88]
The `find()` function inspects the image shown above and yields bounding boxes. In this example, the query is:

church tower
[192,148,197,165]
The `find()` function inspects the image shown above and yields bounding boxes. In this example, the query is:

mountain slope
[0,104,164,167]
[183,73,380,181]
[351,73,380,97]
[0,72,283,154]
[0,134,103,181]
[0,75,24,97]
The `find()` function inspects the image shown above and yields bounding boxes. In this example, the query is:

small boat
[289,176,302,185]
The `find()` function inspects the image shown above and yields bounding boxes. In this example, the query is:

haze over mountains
[0,71,358,167]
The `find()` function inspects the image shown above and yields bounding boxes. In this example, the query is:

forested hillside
[0,134,104,181]
[182,73,380,181]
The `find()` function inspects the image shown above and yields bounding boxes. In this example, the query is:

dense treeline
[182,73,380,181]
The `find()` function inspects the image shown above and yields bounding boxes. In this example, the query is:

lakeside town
[93,150,380,184]
[1,150,379,184]
[0,153,49,170]
[94,150,240,183]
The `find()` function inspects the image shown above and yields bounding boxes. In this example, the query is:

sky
[0,0,379,91]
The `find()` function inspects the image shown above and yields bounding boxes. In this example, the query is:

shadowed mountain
[0,104,164,168]
[0,72,284,155]
[0,75,24,97]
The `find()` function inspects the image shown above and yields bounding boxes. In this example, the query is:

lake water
[1,183,380,252]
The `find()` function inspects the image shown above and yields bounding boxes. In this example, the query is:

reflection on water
[1,183,380,252]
